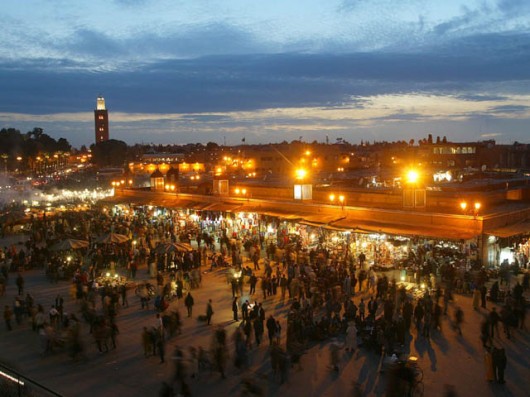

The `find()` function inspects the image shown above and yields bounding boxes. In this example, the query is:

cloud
[489,104,530,114]
[497,0,530,14]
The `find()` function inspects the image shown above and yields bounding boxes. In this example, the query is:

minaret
[94,96,109,144]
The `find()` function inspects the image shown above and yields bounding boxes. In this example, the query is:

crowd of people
[0,205,528,397]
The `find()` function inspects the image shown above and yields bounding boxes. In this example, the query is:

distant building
[94,96,109,144]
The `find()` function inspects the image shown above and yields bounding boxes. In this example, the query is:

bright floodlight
[295,168,307,180]
[407,170,419,184]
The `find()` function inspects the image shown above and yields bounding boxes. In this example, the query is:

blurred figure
[454,306,464,336]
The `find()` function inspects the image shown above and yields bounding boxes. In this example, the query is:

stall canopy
[485,220,530,238]
[298,215,346,228]
[96,233,130,244]
[50,238,89,251]
[329,217,478,240]
[154,242,193,254]
[202,202,242,212]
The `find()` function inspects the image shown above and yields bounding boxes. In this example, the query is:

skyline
[1,0,530,148]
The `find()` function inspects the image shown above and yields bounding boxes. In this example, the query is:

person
[266,315,277,345]
[157,335,166,364]
[110,320,119,349]
[480,284,487,309]
[4,305,13,331]
[492,346,507,384]
[212,326,228,379]
[49,305,59,329]
[275,320,282,345]
[490,281,499,303]
[368,297,378,320]
[330,340,342,371]
[473,287,480,310]
[484,346,495,382]
[184,292,194,318]
[242,300,249,321]
[141,326,151,357]
[120,284,129,307]
[16,273,24,296]
[232,297,239,321]
[480,317,492,348]
[358,252,366,267]
[345,321,357,352]
[454,306,464,336]
[489,307,501,338]
[206,299,214,325]
[358,298,366,321]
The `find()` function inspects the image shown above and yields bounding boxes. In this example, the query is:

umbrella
[50,238,89,251]
[96,233,130,244]
[154,242,193,255]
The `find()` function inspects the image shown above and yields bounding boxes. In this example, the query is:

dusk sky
[1,0,529,148]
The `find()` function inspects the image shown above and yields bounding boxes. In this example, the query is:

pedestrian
[232,297,239,321]
[484,346,495,382]
[212,326,227,378]
[345,321,357,352]
[16,273,24,296]
[330,340,342,371]
[242,300,249,321]
[473,287,480,310]
[266,315,277,345]
[480,318,492,348]
[480,284,487,309]
[275,319,282,345]
[454,306,464,335]
[120,284,129,307]
[110,320,119,349]
[184,292,194,318]
[489,307,501,338]
[157,335,166,363]
[142,326,151,357]
[206,299,214,325]
[492,346,507,384]
[49,305,59,328]
[358,298,365,322]
[4,305,13,331]
[253,316,264,346]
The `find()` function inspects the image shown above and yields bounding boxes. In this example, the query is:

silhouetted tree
[90,139,128,167]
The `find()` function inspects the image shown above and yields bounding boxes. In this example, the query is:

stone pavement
[0,234,529,397]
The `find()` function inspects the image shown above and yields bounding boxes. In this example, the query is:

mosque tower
[94,96,109,144]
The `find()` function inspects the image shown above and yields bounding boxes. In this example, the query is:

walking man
[206,299,214,325]
[185,292,194,318]
[232,297,239,321]
[16,273,24,296]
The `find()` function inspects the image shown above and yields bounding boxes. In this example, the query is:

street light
[474,202,481,218]
[338,194,345,209]
[406,169,419,185]
[295,168,307,181]
[234,187,249,200]
[403,168,425,208]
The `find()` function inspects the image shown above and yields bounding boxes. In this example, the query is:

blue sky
[0,0,529,148]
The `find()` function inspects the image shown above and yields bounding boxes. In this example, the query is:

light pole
[338,194,345,210]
